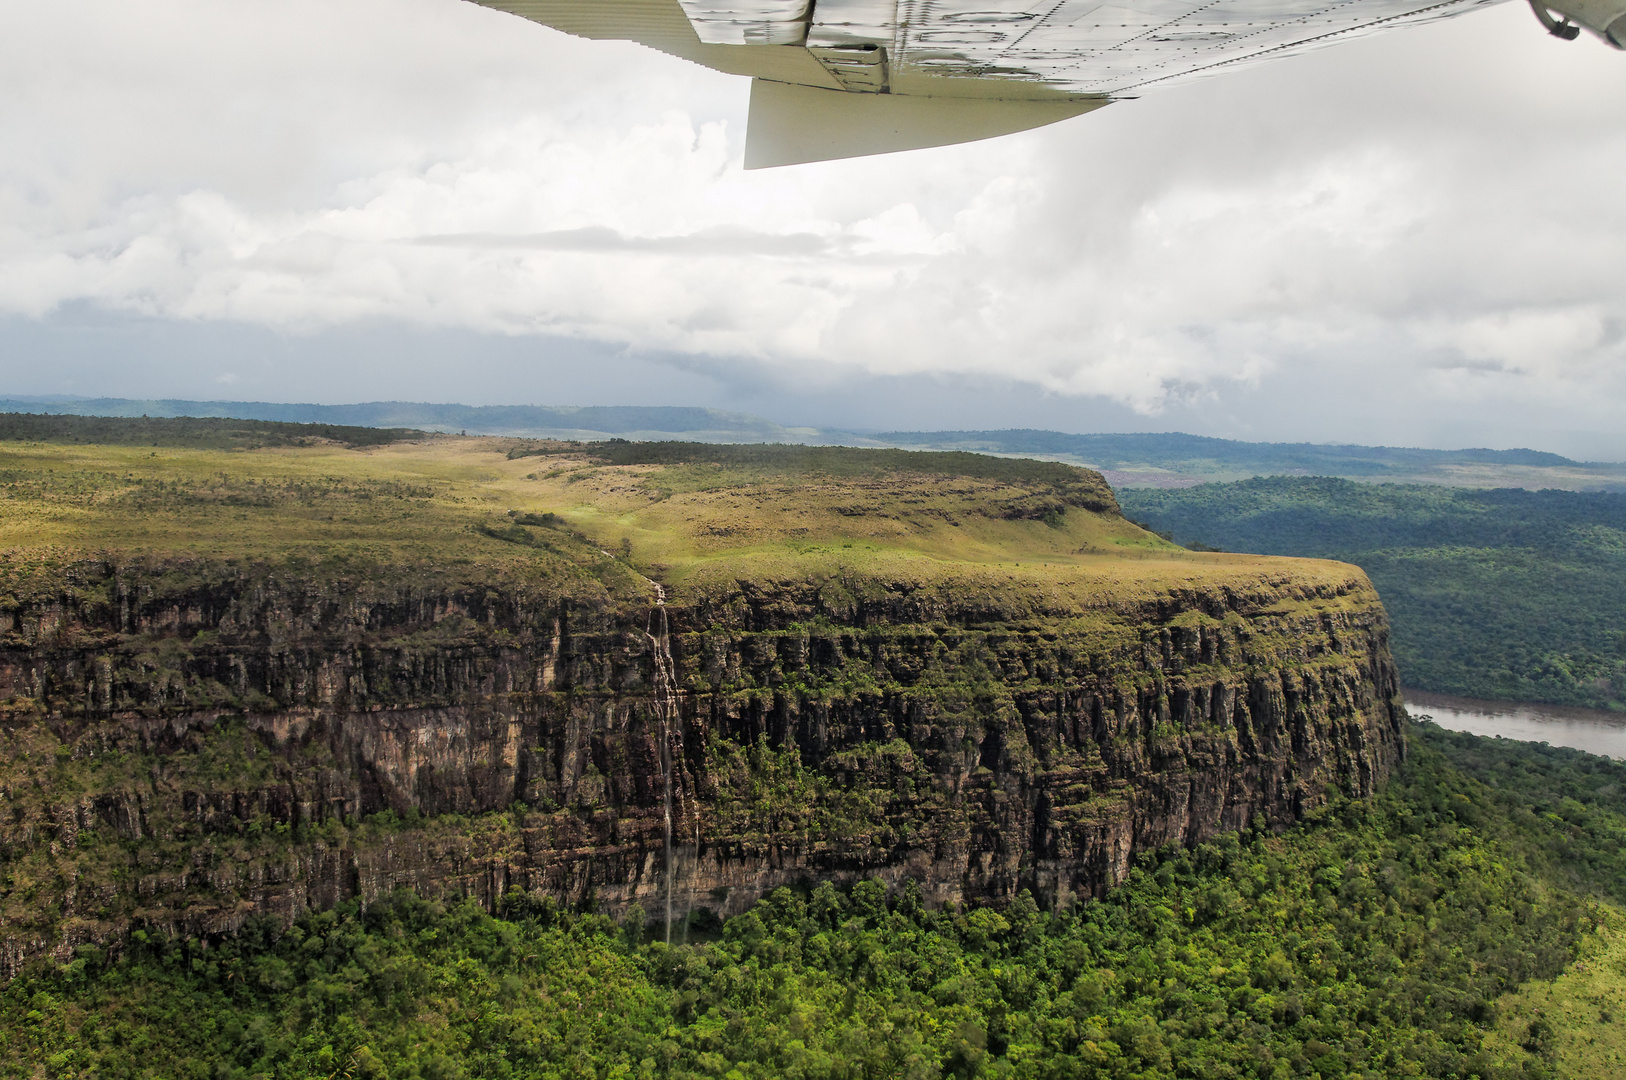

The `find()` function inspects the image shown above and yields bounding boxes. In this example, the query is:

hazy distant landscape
[0,398,823,446]
[1119,478,1626,713]
[875,429,1626,492]
[8,397,1626,490]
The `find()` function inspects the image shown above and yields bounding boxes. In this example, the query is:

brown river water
[1404,689,1626,761]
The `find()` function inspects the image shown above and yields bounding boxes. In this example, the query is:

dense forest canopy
[11,725,1626,1080]
[1118,479,1626,710]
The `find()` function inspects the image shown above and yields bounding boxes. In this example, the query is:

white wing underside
[676,0,1509,94]
[472,0,1510,95]
[469,0,1515,162]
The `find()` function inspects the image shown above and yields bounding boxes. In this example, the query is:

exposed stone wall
[0,558,1404,976]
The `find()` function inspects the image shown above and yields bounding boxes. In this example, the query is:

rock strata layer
[0,557,1404,976]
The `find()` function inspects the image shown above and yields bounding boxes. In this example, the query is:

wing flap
[745,78,1106,167]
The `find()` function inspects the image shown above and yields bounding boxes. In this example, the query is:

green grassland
[0,418,1370,619]
[1117,478,1626,711]
[8,723,1626,1080]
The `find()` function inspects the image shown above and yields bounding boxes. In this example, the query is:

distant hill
[0,411,419,449]
[875,429,1576,470]
[0,398,822,444]
[873,429,1626,490]
[5,398,1623,489]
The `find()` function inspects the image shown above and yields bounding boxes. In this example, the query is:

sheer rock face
[0,560,1403,976]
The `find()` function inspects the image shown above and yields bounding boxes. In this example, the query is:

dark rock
[0,557,1402,976]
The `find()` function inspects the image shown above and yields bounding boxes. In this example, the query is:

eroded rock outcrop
[0,556,1403,976]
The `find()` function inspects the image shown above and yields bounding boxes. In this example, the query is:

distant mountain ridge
[0,398,820,444]
[4,397,1622,487]
[874,429,1581,470]
[876,430,1626,490]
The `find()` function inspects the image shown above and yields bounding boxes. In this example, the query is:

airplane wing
[468,0,1625,166]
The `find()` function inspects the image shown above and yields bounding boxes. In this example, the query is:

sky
[2,0,1625,456]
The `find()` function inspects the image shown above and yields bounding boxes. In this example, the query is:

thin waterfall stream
[683,814,699,946]
[644,583,681,943]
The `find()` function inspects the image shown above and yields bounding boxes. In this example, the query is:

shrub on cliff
[6,723,1618,1079]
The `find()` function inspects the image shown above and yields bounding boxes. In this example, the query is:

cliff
[0,434,1405,976]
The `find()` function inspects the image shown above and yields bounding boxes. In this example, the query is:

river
[1403,689,1626,761]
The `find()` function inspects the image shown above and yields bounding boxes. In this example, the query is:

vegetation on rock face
[6,723,1623,1079]
[1118,477,1626,711]
[0,420,1404,986]
[3,420,1619,1078]
[0,418,1426,1078]
[0,545,1398,973]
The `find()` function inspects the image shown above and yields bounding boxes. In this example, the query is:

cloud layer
[2,0,1626,447]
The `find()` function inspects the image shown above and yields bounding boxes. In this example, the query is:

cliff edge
[0,434,1404,975]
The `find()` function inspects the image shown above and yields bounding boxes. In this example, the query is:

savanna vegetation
[510,440,1114,496]
[0,415,1335,614]
[0,413,421,450]
[7,723,1626,1080]
[1118,478,1626,711]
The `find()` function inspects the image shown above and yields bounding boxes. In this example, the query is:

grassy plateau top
[0,416,1373,617]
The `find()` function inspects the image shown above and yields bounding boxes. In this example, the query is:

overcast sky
[2,0,1625,455]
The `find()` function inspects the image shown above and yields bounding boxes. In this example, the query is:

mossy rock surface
[0,421,1402,977]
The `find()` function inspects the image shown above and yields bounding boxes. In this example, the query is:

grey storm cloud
[2,0,1626,456]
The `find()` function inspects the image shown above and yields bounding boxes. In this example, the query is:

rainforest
[1117,478,1626,712]
[2,417,1623,1079]
[9,726,1626,1079]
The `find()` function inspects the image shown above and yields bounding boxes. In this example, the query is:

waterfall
[645,584,680,944]
[682,814,699,947]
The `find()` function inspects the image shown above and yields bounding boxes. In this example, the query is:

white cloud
[2,0,1626,437]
